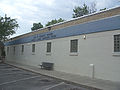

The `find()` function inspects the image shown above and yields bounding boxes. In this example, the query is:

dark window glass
[114,34,120,52]
[70,39,78,53]
[32,44,35,52]
[47,42,51,53]
[13,46,15,54]
[22,45,24,53]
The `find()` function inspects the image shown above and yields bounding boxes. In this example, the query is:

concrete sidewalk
[5,61,120,90]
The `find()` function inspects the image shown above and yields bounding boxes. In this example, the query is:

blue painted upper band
[5,15,120,46]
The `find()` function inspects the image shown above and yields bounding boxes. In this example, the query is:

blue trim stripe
[5,15,120,46]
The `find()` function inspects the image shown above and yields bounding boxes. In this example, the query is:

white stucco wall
[5,29,120,82]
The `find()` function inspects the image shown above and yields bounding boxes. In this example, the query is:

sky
[0,0,120,38]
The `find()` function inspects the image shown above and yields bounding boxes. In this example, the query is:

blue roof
[5,15,120,46]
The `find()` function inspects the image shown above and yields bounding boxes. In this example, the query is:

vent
[48,27,51,31]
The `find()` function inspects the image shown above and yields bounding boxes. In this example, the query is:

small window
[70,39,78,53]
[32,44,35,53]
[47,42,51,53]
[21,45,24,53]
[114,34,120,52]
[7,47,9,55]
[13,46,16,55]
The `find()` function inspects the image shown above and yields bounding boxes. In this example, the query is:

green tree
[0,14,19,42]
[31,22,43,31]
[72,4,89,18]
[45,18,65,26]
[100,8,106,11]
[57,18,65,23]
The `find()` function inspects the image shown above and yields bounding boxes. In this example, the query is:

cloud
[96,0,119,9]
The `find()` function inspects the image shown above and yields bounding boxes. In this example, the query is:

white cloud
[0,3,20,16]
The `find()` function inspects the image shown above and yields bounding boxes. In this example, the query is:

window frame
[46,42,51,53]
[21,45,24,54]
[13,46,16,55]
[70,39,78,53]
[32,44,35,53]
[113,34,120,56]
[114,34,120,52]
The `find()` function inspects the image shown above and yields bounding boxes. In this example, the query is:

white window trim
[32,53,35,55]
[112,52,120,56]
[69,52,78,56]
[46,52,51,55]
[70,39,79,56]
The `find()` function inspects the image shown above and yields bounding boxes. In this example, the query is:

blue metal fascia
[5,15,120,46]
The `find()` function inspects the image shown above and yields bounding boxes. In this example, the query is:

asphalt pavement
[0,63,90,90]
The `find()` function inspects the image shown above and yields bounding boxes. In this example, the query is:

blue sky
[0,0,120,37]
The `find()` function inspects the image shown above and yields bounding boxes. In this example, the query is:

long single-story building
[5,7,120,82]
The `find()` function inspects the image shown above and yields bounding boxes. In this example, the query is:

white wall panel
[5,30,120,82]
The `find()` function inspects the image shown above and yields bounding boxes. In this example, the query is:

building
[5,7,120,82]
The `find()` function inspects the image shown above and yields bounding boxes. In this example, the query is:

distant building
[5,7,120,82]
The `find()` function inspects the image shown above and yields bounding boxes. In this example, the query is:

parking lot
[0,63,91,90]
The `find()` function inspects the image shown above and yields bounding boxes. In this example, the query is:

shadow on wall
[0,41,5,63]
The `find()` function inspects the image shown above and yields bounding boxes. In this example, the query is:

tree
[89,2,97,13]
[45,18,65,26]
[72,4,89,18]
[100,8,106,11]
[31,22,43,31]
[57,18,65,23]
[0,14,19,42]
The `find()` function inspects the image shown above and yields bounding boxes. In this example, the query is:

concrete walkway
[5,61,120,90]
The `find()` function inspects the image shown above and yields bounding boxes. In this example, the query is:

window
[114,34,120,52]
[13,46,16,55]
[70,39,78,53]
[47,42,51,53]
[21,45,24,53]
[32,44,35,53]
[7,47,9,55]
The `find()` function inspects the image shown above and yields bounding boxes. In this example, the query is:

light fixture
[83,35,86,39]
